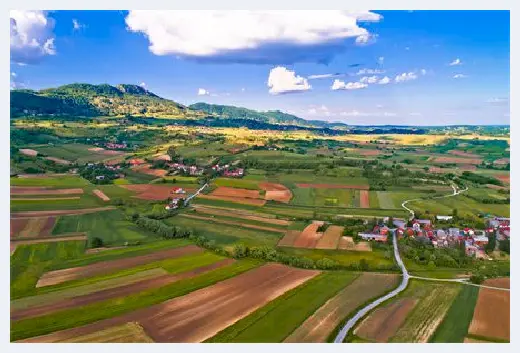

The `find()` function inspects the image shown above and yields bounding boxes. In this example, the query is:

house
[448,228,460,237]
[412,222,421,232]
[473,235,489,246]
[165,198,181,210]
[95,175,105,180]
[171,187,186,194]
[436,215,453,221]
[358,232,388,242]
[393,218,407,229]
[465,241,478,256]
[436,229,447,240]
[416,219,432,226]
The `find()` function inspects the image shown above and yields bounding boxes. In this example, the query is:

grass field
[206,271,357,342]
[277,247,393,269]
[165,216,282,247]
[408,194,510,217]
[52,210,157,247]
[11,259,261,341]
[11,194,103,212]
[35,143,114,163]
[389,280,461,343]
[10,175,90,188]
[429,285,480,342]
[11,241,87,299]
[213,177,260,190]
[291,188,358,207]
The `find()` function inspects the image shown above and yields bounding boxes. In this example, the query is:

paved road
[185,183,208,204]
[334,231,409,343]
[334,183,469,343]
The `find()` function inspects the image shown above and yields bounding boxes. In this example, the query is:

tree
[499,238,510,254]
[167,146,178,160]
[359,258,369,271]
[91,237,104,248]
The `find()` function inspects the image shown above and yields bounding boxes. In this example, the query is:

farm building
[171,187,186,194]
[436,215,453,221]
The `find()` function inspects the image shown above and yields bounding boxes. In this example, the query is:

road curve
[185,183,208,204]
[334,230,409,343]
[334,183,468,343]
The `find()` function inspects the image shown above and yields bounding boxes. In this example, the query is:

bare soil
[292,222,323,248]
[315,225,343,249]
[93,189,110,201]
[211,187,260,199]
[359,190,370,208]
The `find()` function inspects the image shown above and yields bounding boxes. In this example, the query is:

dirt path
[11,206,116,218]
[11,259,235,321]
[93,189,110,201]
[36,245,202,288]
[179,214,286,233]
[19,264,319,343]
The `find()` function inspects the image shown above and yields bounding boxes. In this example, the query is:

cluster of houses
[168,163,204,176]
[165,187,187,210]
[211,164,244,178]
[358,216,510,259]
[105,142,128,150]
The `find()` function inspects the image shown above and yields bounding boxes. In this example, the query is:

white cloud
[378,56,384,65]
[405,46,410,51]
[340,110,366,117]
[10,10,56,64]
[376,104,383,109]
[307,73,342,80]
[453,74,467,79]
[72,19,85,31]
[356,68,385,75]
[378,76,390,85]
[125,11,382,64]
[241,87,246,92]
[420,69,427,75]
[198,88,210,96]
[360,75,379,84]
[268,66,311,95]
[11,72,17,77]
[331,79,368,90]
[395,72,418,83]
[486,97,509,105]
[409,112,423,116]
[10,71,24,89]
[339,110,396,117]
[449,58,461,66]
[383,112,397,117]
[139,82,146,87]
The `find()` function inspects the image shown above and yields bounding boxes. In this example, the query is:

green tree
[91,237,104,248]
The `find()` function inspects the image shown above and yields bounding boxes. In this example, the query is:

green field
[207,271,357,342]
[11,195,102,212]
[277,247,393,270]
[430,285,480,342]
[52,210,157,246]
[291,187,358,207]
[35,143,115,163]
[408,194,510,217]
[10,175,90,188]
[11,259,261,341]
[165,215,282,247]
[213,177,260,190]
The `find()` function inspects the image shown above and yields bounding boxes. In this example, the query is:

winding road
[333,182,505,343]
[185,183,208,204]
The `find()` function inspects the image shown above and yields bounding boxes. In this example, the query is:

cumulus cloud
[395,72,418,83]
[331,79,367,90]
[198,88,210,96]
[453,74,467,79]
[378,76,390,85]
[356,68,385,75]
[10,10,56,64]
[449,58,461,66]
[268,66,311,95]
[360,75,379,84]
[125,10,382,64]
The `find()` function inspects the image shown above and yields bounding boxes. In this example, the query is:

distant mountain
[189,102,314,126]
[10,83,204,119]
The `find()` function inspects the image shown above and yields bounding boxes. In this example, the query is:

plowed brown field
[277,230,301,247]
[355,298,417,342]
[10,218,29,238]
[130,164,168,177]
[45,157,71,165]
[12,259,234,321]
[448,150,481,158]
[296,183,369,190]
[360,190,370,208]
[260,183,292,203]
[211,187,260,199]
[315,225,344,249]
[197,194,266,206]
[433,157,483,165]
[121,184,194,200]
[285,273,400,343]
[468,278,510,341]
[93,189,110,201]
[337,237,372,251]
[292,222,323,248]
[36,245,202,288]
[21,264,319,343]
[15,217,56,238]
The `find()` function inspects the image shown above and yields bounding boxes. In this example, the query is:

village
[359,215,510,259]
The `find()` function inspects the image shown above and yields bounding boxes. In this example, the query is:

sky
[10,10,510,125]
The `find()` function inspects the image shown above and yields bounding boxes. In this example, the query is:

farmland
[10,99,510,343]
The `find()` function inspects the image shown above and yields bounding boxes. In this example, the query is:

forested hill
[188,102,313,126]
[10,83,204,119]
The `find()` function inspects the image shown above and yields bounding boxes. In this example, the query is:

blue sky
[10,10,510,125]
